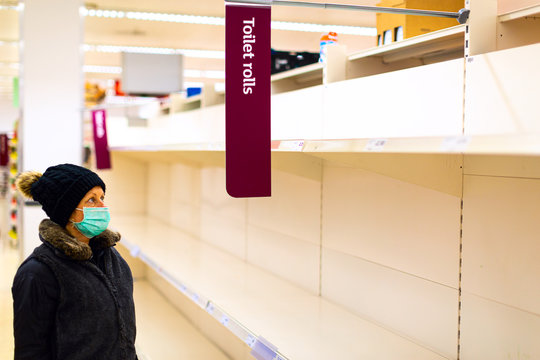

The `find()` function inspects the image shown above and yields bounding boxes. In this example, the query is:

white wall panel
[323,59,464,139]
[169,163,200,236]
[98,154,148,216]
[323,164,461,288]
[462,175,540,314]
[200,205,247,260]
[271,85,324,140]
[147,162,171,221]
[169,203,200,237]
[200,167,247,259]
[460,292,540,360]
[465,43,540,135]
[198,104,226,144]
[248,169,321,246]
[247,225,320,294]
[322,248,459,359]
[245,168,321,292]
[201,167,242,213]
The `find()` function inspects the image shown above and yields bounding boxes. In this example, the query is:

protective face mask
[72,207,111,238]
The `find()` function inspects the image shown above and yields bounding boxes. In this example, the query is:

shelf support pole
[225,0,470,24]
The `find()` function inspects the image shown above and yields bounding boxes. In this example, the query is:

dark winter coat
[12,219,137,360]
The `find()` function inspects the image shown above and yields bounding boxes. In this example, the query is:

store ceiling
[87,0,380,26]
[0,0,380,93]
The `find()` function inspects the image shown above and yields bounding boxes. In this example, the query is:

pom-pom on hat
[15,164,106,227]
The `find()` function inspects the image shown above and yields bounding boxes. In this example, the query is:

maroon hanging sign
[91,109,111,170]
[0,134,8,166]
[225,2,271,198]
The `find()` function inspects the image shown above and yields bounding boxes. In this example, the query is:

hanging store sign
[225,2,271,198]
[0,134,8,166]
[91,109,111,170]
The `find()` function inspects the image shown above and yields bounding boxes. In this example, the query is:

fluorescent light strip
[0,62,19,69]
[271,20,376,36]
[180,49,224,59]
[204,70,225,79]
[184,81,204,88]
[84,65,225,79]
[83,44,225,59]
[0,5,18,11]
[82,8,375,36]
[80,8,126,18]
[178,69,225,79]
[126,11,225,25]
[83,65,122,74]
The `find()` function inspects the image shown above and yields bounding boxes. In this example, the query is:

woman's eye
[87,198,95,203]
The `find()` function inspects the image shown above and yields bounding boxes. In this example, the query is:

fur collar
[38,219,120,261]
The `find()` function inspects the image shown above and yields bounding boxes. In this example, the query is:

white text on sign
[243,17,256,95]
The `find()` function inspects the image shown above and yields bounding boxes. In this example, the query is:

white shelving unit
[498,4,540,22]
[270,62,323,83]
[113,216,447,360]
[98,5,540,359]
[269,25,465,95]
[348,25,465,64]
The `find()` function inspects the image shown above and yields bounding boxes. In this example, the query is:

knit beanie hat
[15,164,106,227]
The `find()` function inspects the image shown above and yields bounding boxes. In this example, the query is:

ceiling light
[0,5,18,11]
[183,69,225,79]
[0,40,18,46]
[82,8,376,36]
[83,65,122,74]
[203,70,225,79]
[83,44,225,59]
[84,65,225,79]
[180,49,224,59]
[271,21,376,36]
[125,11,224,26]
[184,81,204,88]
[0,62,19,69]
[184,69,202,78]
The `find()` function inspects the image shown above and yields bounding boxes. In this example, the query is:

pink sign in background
[0,134,8,166]
[91,109,111,170]
[225,3,271,198]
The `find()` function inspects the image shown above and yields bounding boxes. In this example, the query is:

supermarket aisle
[0,241,18,360]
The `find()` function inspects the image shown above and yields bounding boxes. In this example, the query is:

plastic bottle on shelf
[319,31,338,64]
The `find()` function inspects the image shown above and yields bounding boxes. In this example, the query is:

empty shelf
[499,4,540,22]
[113,215,448,360]
[349,25,465,64]
[133,280,230,360]
[270,62,323,83]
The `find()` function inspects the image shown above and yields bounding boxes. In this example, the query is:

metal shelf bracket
[225,0,470,24]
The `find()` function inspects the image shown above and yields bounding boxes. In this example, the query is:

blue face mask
[72,207,111,238]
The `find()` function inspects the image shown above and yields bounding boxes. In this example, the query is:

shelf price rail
[119,236,289,360]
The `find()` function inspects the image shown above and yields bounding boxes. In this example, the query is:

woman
[12,163,137,359]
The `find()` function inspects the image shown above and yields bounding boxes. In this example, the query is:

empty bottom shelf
[133,280,230,360]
